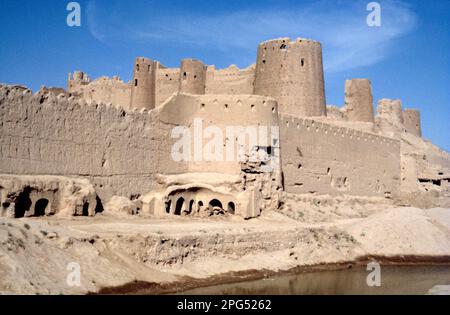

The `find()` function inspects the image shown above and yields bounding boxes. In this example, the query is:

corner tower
[179,59,207,94]
[253,37,326,117]
[130,57,157,109]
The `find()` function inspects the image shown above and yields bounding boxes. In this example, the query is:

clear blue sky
[0,0,449,151]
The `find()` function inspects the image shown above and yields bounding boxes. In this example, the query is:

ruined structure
[1,37,449,219]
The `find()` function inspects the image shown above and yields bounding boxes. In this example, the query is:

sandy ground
[0,204,449,294]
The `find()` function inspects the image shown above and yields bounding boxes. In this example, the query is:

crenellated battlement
[279,114,400,147]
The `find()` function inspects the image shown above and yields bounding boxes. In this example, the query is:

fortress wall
[326,105,345,121]
[158,93,279,175]
[0,85,178,202]
[254,38,326,117]
[156,67,180,106]
[279,114,401,197]
[205,65,255,95]
[81,77,131,108]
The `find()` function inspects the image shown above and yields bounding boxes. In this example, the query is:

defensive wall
[279,114,401,197]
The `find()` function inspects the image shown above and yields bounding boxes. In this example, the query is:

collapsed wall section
[280,114,401,197]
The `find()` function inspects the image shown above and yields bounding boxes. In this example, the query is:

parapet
[344,79,374,123]
[254,37,326,117]
[403,109,422,137]
[326,105,345,121]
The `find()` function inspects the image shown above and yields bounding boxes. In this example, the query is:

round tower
[130,57,156,109]
[179,59,207,94]
[403,109,422,137]
[253,37,326,117]
[344,79,374,122]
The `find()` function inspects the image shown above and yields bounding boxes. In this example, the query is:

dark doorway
[82,202,90,216]
[34,198,49,217]
[174,197,185,215]
[166,200,172,214]
[15,187,32,218]
[188,200,194,214]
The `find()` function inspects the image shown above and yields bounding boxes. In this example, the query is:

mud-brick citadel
[1,37,449,219]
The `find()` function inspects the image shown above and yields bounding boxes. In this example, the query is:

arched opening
[227,202,235,215]
[189,200,194,214]
[134,79,138,86]
[166,200,172,214]
[209,199,223,209]
[174,197,185,215]
[34,198,49,217]
[197,201,204,212]
[95,195,104,214]
[15,187,32,218]
[82,202,90,216]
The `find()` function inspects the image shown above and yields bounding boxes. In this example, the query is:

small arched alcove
[227,202,235,215]
[197,201,204,212]
[209,199,223,209]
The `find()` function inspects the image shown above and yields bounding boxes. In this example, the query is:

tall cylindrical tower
[253,37,326,117]
[344,79,374,122]
[179,59,207,94]
[403,109,422,137]
[130,57,156,109]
